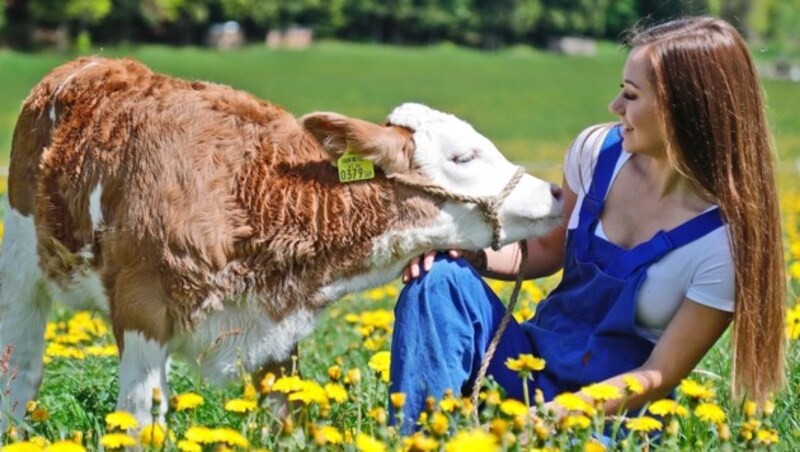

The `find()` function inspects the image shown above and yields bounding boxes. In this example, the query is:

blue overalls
[389,126,724,432]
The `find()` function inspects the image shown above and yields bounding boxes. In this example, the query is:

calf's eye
[452,151,477,164]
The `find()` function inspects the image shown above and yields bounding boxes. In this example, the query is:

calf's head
[301,102,562,252]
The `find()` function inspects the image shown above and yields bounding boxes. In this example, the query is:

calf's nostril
[550,184,563,201]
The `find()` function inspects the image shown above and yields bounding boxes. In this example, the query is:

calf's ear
[300,112,413,175]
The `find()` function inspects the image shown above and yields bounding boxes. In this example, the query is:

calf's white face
[388,103,562,249]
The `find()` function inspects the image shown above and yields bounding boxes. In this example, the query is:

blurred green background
[1,42,799,174]
[0,42,800,171]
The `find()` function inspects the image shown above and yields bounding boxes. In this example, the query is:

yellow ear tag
[337,150,375,183]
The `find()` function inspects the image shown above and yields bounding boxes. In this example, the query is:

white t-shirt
[563,125,735,343]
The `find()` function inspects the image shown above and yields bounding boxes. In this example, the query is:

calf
[0,57,561,428]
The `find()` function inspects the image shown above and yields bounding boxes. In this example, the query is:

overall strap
[575,125,624,259]
[579,126,624,221]
[607,208,724,278]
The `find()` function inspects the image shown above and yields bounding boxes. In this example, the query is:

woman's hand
[401,250,462,283]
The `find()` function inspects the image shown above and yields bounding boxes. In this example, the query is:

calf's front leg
[109,267,172,427]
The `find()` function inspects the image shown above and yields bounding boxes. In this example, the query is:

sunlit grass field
[0,42,798,450]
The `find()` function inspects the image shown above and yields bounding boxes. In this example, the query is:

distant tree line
[0,0,797,55]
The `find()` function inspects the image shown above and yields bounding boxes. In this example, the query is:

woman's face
[609,46,666,157]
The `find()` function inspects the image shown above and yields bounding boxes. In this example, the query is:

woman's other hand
[402,250,462,283]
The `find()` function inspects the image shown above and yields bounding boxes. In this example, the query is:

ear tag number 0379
[337,151,375,183]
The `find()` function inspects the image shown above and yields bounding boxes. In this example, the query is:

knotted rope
[469,240,527,425]
[389,166,530,424]
[391,166,526,251]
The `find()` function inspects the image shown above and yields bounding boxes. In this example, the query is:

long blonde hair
[629,17,785,402]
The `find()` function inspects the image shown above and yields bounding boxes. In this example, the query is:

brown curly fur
[9,57,440,346]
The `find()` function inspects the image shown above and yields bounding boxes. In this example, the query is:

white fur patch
[89,182,104,230]
[0,205,51,430]
[170,297,317,382]
[117,331,170,426]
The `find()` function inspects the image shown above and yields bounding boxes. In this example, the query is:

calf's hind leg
[0,207,53,434]
[109,266,172,427]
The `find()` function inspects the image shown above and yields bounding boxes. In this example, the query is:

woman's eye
[452,152,477,164]
[622,92,637,101]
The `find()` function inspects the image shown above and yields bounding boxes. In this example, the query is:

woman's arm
[478,175,577,281]
[545,299,732,417]
[402,176,576,283]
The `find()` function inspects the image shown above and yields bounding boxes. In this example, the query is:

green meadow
[0,43,799,450]
[2,41,799,171]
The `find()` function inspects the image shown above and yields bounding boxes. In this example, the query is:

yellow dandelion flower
[184,426,216,444]
[695,402,726,424]
[214,428,249,448]
[356,433,386,452]
[561,414,591,430]
[403,432,439,451]
[554,393,595,415]
[390,392,406,409]
[99,433,136,449]
[364,335,386,351]
[743,400,758,418]
[224,398,257,413]
[288,380,328,405]
[313,425,343,445]
[29,437,51,449]
[679,379,715,400]
[505,354,546,373]
[481,390,502,406]
[431,412,450,436]
[444,429,499,452]
[139,424,173,447]
[499,399,529,418]
[368,351,391,383]
[4,442,44,452]
[176,440,202,452]
[756,428,779,445]
[327,365,342,381]
[369,406,387,424]
[30,406,50,422]
[489,418,509,438]
[625,416,663,433]
[623,375,644,395]
[786,304,800,340]
[43,441,85,452]
[648,399,688,417]
[439,397,460,413]
[324,383,348,403]
[171,392,204,411]
[345,368,362,385]
[790,262,800,280]
[105,411,139,430]
[243,382,257,401]
[584,439,606,452]
[582,383,622,402]
[273,375,304,393]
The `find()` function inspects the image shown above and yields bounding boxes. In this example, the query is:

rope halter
[389,165,527,251]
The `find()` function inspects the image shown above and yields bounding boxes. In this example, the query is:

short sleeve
[563,125,613,195]
[685,227,735,312]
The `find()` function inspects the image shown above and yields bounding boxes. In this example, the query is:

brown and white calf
[0,57,561,428]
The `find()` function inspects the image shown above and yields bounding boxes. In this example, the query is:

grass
[1,41,800,170]
[0,42,799,450]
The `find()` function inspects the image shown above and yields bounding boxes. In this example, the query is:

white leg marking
[117,331,169,427]
[88,183,103,230]
[0,205,52,433]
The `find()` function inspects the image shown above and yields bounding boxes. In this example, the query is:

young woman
[390,16,785,428]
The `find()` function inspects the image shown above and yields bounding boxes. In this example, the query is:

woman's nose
[609,95,623,115]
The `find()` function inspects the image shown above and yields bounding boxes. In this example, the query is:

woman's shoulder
[564,123,621,194]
